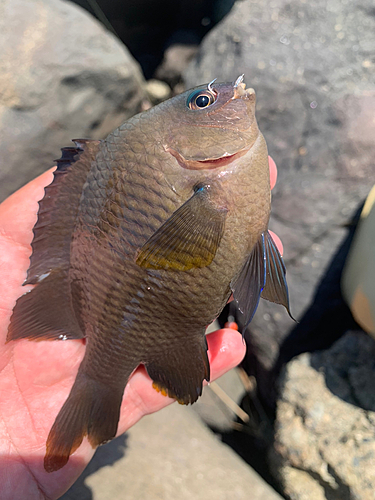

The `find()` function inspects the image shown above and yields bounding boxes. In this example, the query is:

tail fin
[44,371,124,473]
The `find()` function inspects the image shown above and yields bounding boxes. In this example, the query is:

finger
[0,169,55,247]
[117,328,246,434]
[267,157,283,254]
[268,156,277,190]
[269,230,283,256]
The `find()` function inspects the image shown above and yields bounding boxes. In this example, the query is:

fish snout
[233,74,255,101]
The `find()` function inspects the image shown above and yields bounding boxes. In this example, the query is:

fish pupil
[195,95,210,108]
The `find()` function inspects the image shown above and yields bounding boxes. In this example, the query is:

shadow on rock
[310,331,375,412]
[267,204,364,400]
[60,434,127,500]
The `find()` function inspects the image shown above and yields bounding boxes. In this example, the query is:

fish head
[161,75,259,169]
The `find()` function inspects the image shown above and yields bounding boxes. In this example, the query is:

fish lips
[165,145,250,170]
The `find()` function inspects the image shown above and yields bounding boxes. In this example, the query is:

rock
[185,0,375,400]
[71,0,235,78]
[0,0,147,202]
[145,79,171,104]
[155,44,199,88]
[61,402,283,500]
[271,331,375,500]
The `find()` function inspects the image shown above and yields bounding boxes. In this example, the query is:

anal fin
[146,335,210,405]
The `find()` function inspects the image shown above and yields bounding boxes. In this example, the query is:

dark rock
[185,0,375,401]
[0,0,147,202]
[271,331,375,500]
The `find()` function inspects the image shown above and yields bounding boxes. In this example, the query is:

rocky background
[1,0,375,499]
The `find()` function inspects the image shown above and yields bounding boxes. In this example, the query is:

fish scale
[7,79,291,472]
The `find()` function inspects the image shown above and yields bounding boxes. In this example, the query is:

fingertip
[268,156,277,190]
[268,230,283,256]
[206,328,246,380]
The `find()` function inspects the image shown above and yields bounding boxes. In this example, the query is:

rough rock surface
[271,331,375,500]
[185,0,375,399]
[60,400,283,500]
[0,0,147,202]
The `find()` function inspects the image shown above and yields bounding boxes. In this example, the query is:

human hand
[0,156,279,499]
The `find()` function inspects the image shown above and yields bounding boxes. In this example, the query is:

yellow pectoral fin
[136,186,227,271]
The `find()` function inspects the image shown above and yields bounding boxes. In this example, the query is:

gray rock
[0,0,147,202]
[155,44,199,88]
[271,331,375,500]
[60,401,283,500]
[145,79,171,104]
[185,0,375,396]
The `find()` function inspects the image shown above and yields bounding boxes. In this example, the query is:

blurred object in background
[0,0,147,202]
[342,185,375,336]
[72,0,236,79]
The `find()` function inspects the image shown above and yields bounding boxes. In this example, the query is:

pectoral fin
[261,231,293,318]
[231,231,292,327]
[136,187,227,271]
[231,234,266,327]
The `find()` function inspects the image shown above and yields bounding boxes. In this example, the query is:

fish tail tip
[44,428,83,473]
[44,452,69,473]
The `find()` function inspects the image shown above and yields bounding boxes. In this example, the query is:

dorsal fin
[7,139,101,342]
[26,139,100,285]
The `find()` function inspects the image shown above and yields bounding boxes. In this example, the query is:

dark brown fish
[7,75,290,472]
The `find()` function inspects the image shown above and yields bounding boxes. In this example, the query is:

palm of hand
[0,171,248,499]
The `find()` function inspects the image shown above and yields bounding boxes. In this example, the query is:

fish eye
[187,90,217,110]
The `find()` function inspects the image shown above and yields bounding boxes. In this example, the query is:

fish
[7,75,290,472]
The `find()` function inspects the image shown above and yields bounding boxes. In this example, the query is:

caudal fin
[44,372,124,472]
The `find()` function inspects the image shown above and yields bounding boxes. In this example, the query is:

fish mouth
[165,146,249,170]
[232,74,255,101]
